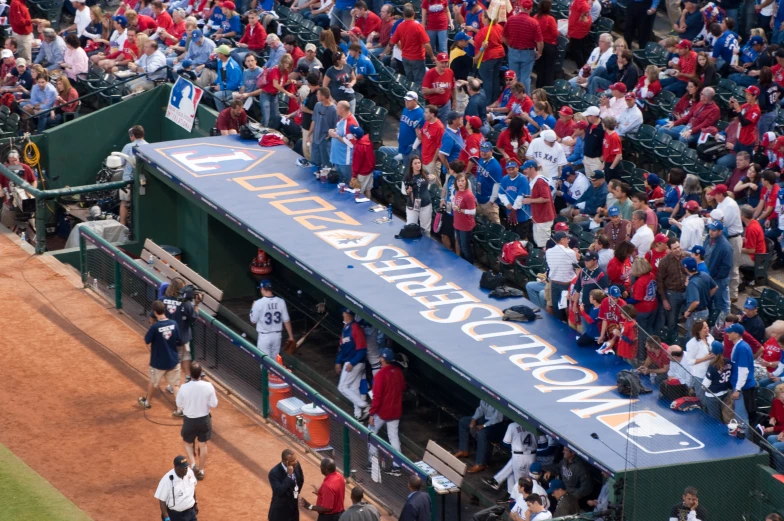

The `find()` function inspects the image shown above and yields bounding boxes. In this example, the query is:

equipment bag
[395,223,423,239]
[617,370,652,397]
[480,271,504,290]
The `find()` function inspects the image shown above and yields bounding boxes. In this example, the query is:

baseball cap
[558,106,574,116]
[343,308,356,316]
[221,0,236,8]
[454,31,471,41]
[750,35,765,45]
[504,70,517,79]
[520,0,533,8]
[541,129,557,142]
[436,52,449,62]
[690,245,706,256]
[653,233,669,244]
[744,297,759,309]
[710,209,724,221]
[215,44,232,55]
[711,340,724,355]
[676,39,693,49]
[708,184,728,196]
[608,286,622,298]
[181,59,193,69]
[560,165,575,178]
[554,222,569,232]
[530,462,542,475]
[174,455,189,468]
[295,63,310,75]
[583,250,599,262]
[506,160,519,169]
[583,106,600,117]
[588,170,605,180]
[575,120,589,130]
[522,159,538,170]
[380,348,395,362]
[1,49,12,59]
[350,26,363,35]
[608,206,620,216]
[746,85,761,97]
[191,29,203,39]
[466,115,482,129]
[547,479,566,494]
[15,57,25,66]
[707,220,724,231]
[349,125,364,139]
[625,92,637,100]
[682,257,698,271]
[480,141,494,152]
[89,206,102,219]
[466,0,477,7]
[609,82,627,93]
[553,231,569,242]
[646,173,660,186]
[112,15,128,26]
[683,200,700,212]
[404,91,418,101]
[258,279,273,289]
[305,43,317,52]
[725,323,745,335]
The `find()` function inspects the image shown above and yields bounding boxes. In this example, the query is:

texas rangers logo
[597,410,705,454]
[157,143,274,177]
[316,230,379,249]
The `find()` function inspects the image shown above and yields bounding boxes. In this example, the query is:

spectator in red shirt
[522,159,555,246]
[607,240,634,295]
[351,0,381,39]
[417,105,446,183]
[645,233,670,275]
[754,169,780,231]
[661,40,698,97]
[422,53,456,123]
[638,337,671,385]
[627,258,659,360]
[237,11,266,53]
[555,106,576,140]
[739,204,767,267]
[9,0,32,61]
[452,172,477,263]
[282,34,305,66]
[125,9,157,35]
[758,335,784,390]
[729,85,761,153]
[597,285,627,344]
[215,99,248,135]
[534,0,558,88]
[350,126,376,198]
[566,0,592,68]
[367,4,395,57]
[503,0,542,96]
[422,0,452,53]
[300,458,345,519]
[388,6,435,84]
[367,348,406,476]
[473,11,505,104]
[602,116,622,181]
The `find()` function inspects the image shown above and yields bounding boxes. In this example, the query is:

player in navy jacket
[336,309,370,420]
[726,323,758,426]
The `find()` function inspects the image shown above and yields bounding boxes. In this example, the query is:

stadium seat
[651,130,673,167]
[366,106,388,144]
[633,42,660,69]
[544,79,570,104]
[666,141,688,169]
[740,238,775,286]
[716,78,737,108]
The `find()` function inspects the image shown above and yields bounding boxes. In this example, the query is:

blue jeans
[525,281,546,309]
[636,309,657,362]
[586,75,613,96]
[213,89,234,111]
[663,125,699,145]
[774,26,784,46]
[455,229,473,263]
[759,109,778,135]
[664,290,686,331]
[436,103,451,126]
[716,152,737,169]
[260,92,279,128]
[402,58,426,84]
[313,13,331,28]
[713,276,730,314]
[311,139,331,167]
[728,73,758,87]
[660,76,687,97]
[458,416,505,466]
[427,29,448,54]
[685,308,708,336]
[507,48,536,97]
[767,435,784,472]
[38,112,63,133]
[479,58,502,107]
[759,377,781,390]
[333,163,352,184]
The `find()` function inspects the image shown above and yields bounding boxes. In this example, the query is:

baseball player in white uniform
[249,280,294,358]
[482,423,537,496]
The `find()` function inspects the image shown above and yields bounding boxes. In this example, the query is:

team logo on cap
[316,229,379,249]
[597,410,704,454]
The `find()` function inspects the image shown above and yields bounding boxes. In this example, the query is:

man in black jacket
[399,475,431,521]
[269,449,305,521]
[670,486,708,521]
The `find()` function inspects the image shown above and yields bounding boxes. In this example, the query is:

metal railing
[77,226,437,519]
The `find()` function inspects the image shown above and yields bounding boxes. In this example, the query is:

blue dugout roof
[136,136,761,474]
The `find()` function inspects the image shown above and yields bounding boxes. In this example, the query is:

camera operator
[159,277,202,407]
[587,471,615,521]
[0,149,37,231]
[670,486,708,521]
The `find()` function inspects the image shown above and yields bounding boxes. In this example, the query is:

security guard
[155,455,199,521]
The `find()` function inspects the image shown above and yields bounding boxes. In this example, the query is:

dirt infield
[0,233,387,521]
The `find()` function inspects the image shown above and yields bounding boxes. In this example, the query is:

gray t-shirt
[297,56,323,73]
[312,102,338,144]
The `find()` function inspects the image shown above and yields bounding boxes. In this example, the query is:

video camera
[180,284,203,304]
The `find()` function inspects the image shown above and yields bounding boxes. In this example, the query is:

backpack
[502,305,539,322]
[696,139,726,162]
[501,240,528,265]
[617,370,652,397]
[256,67,272,89]
[490,286,525,298]
[480,271,505,290]
[395,223,423,239]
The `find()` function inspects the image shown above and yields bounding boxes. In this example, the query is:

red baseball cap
[746,85,761,97]
[610,82,627,93]
[575,120,589,130]
[554,222,569,232]
[558,106,574,116]
[521,0,533,8]
[466,115,482,129]
[683,200,700,212]
[350,26,363,35]
[436,52,449,62]
[675,39,692,49]
[653,233,669,244]
[624,92,636,100]
[504,70,517,79]
[708,184,728,196]
[220,1,235,8]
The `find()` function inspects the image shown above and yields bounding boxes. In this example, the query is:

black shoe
[385,467,402,477]
[495,493,511,504]
[482,477,501,491]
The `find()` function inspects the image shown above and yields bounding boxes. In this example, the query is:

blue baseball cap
[522,159,538,170]
[113,15,128,27]
[349,125,364,138]
[646,173,660,186]
[259,279,273,289]
[530,462,542,474]
[454,31,471,41]
[750,35,765,45]
[181,59,193,69]
[589,170,605,180]
[711,340,724,355]
[466,0,477,7]
[744,297,758,309]
[480,141,494,152]
[608,286,621,298]
[559,165,575,178]
[690,245,706,256]
[343,308,356,316]
[380,348,395,362]
[506,160,519,169]
[682,257,698,271]
[725,323,745,335]
[192,29,203,39]
[708,220,724,231]
[608,206,620,217]
[547,479,566,494]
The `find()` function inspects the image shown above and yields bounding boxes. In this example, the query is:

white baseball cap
[305,43,317,52]
[709,208,724,221]
[1,49,12,59]
[583,106,600,117]
[404,91,418,101]
[542,129,557,142]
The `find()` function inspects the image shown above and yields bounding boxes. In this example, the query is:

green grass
[0,443,93,521]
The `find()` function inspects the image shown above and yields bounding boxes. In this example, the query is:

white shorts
[119,186,131,202]
[358,173,373,193]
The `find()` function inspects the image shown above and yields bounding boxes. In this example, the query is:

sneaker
[756,424,766,437]
[172,409,185,417]
[482,477,501,491]
[599,344,615,355]
[358,407,370,422]
[166,385,174,394]
[137,397,151,409]
[385,467,402,477]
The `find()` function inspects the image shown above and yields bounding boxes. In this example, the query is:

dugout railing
[77,226,437,519]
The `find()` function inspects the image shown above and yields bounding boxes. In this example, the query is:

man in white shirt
[630,210,654,257]
[155,456,198,520]
[176,363,218,481]
[127,40,168,92]
[525,130,567,188]
[569,33,613,88]
[617,92,643,137]
[546,231,579,321]
[59,0,92,41]
[599,82,628,119]
[709,184,743,301]
[670,200,704,252]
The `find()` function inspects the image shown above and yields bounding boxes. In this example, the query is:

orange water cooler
[268,374,292,422]
[301,404,331,449]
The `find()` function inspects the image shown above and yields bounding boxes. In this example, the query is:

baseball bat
[296,312,329,348]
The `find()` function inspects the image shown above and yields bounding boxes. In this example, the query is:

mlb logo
[162,329,173,340]
[316,229,379,250]
[597,410,705,454]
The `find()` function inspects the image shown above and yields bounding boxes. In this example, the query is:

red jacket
[239,22,267,51]
[9,0,32,35]
[723,332,763,359]
[352,135,375,178]
[369,363,406,421]
[771,399,784,434]
[672,101,720,133]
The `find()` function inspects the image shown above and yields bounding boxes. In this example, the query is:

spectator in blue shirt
[565,121,588,167]
[475,142,503,223]
[525,101,557,138]
[570,170,608,219]
[773,0,784,46]
[35,28,66,71]
[498,161,531,240]
[205,7,226,37]
[463,79,487,133]
[682,256,717,332]
[264,34,286,69]
[439,111,465,166]
[690,245,710,274]
[674,0,704,41]
[340,28,369,56]
[139,300,182,410]
[709,21,740,75]
[211,44,243,111]
[725,323,758,425]
[347,42,376,82]
[379,91,424,165]
[703,220,733,317]
[182,30,216,67]
[332,0,356,30]
[21,75,58,132]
